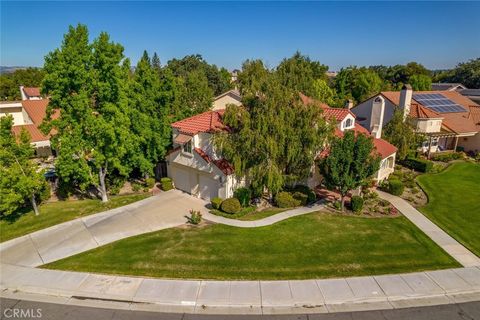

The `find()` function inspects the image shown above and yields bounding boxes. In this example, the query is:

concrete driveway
[0,190,209,267]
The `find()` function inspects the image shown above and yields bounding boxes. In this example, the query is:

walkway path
[202,202,324,227]
[376,190,480,268]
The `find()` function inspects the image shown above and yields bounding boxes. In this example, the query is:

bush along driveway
[416,161,480,257]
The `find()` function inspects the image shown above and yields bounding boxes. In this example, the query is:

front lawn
[44,212,458,280]
[417,161,480,256]
[210,207,287,221]
[0,194,150,243]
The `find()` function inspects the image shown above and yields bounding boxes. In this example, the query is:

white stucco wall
[458,133,480,152]
[416,119,442,133]
[212,93,242,111]
[0,103,26,125]
[351,95,396,130]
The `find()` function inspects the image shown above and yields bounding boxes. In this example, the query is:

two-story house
[352,85,480,155]
[166,92,398,200]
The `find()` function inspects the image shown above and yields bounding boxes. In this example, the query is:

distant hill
[0,66,29,74]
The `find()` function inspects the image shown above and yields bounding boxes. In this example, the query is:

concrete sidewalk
[1,263,479,314]
[202,202,325,228]
[0,190,209,267]
[377,190,480,268]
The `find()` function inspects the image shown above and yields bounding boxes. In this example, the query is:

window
[345,118,353,128]
[183,141,192,154]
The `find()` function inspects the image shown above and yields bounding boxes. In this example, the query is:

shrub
[351,196,364,212]
[233,187,252,207]
[38,182,51,202]
[145,177,155,188]
[292,191,308,206]
[187,209,202,225]
[132,182,142,192]
[291,185,316,204]
[160,177,173,191]
[431,152,464,162]
[220,198,242,214]
[333,201,342,210]
[387,179,404,196]
[401,157,433,173]
[275,191,300,208]
[211,197,223,210]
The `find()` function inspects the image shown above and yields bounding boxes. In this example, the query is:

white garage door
[171,165,193,194]
[199,174,219,201]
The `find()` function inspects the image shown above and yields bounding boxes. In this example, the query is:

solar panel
[412,93,466,113]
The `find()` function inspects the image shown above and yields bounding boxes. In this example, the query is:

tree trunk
[31,194,39,216]
[98,167,108,203]
[340,194,345,212]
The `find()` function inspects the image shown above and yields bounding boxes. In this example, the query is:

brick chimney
[370,96,385,139]
[399,84,412,120]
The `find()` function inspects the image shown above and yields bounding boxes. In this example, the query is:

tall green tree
[440,58,480,89]
[276,52,328,96]
[127,51,171,175]
[0,116,48,216]
[237,59,271,98]
[319,130,380,211]
[215,72,332,196]
[335,67,383,104]
[409,74,432,91]
[42,25,134,202]
[383,109,424,160]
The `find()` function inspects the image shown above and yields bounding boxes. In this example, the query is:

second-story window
[183,141,192,154]
[345,118,353,128]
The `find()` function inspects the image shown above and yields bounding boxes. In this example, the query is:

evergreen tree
[42,25,134,202]
[152,52,162,75]
[383,110,424,160]
[0,116,48,216]
[319,130,380,211]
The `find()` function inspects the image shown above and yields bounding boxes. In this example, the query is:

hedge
[220,198,242,214]
[233,187,251,207]
[292,192,308,206]
[160,177,173,191]
[291,185,316,204]
[387,179,404,196]
[431,152,464,162]
[401,157,433,173]
[211,197,223,210]
[275,192,301,208]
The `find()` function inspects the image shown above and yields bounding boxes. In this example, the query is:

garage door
[199,174,219,201]
[171,165,193,194]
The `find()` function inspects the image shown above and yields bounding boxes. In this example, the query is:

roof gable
[171,110,226,135]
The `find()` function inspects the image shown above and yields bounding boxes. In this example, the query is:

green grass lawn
[0,193,150,243]
[417,161,480,256]
[44,212,459,280]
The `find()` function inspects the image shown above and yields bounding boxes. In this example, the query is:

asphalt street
[1,298,479,320]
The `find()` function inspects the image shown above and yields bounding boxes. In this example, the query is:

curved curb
[1,263,479,314]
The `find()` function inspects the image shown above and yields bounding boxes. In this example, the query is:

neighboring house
[20,86,43,100]
[0,98,58,157]
[212,89,242,111]
[166,110,239,200]
[352,85,480,154]
[299,94,397,185]
[459,89,480,105]
[431,83,467,92]
[230,69,240,83]
[166,94,397,200]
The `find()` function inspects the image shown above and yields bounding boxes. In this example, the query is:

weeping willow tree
[214,61,332,196]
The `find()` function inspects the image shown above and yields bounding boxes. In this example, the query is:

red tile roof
[172,110,226,135]
[194,147,234,175]
[11,124,49,142]
[299,92,354,121]
[11,99,59,142]
[23,87,41,97]
[334,124,397,159]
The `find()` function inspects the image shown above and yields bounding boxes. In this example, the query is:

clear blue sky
[1,1,480,71]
